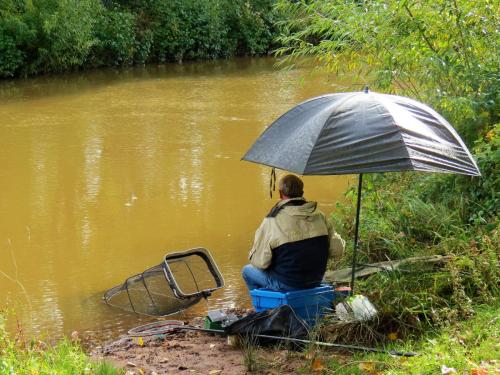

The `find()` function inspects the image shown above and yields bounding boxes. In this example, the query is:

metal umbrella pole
[350,173,363,295]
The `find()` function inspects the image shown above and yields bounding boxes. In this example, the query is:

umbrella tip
[363,86,370,93]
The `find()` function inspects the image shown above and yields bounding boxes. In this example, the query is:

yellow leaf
[359,362,376,372]
[137,336,144,346]
[388,332,398,341]
[209,371,222,375]
[311,358,325,371]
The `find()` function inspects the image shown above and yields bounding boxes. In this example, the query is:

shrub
[25,0,102,73]
[0,3,32,78]
[0,23,24,77]
[0,0,282,77]
[89,8,136,67]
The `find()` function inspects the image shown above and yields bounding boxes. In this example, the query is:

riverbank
[2,300,498,374]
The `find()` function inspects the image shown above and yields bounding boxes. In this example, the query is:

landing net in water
[103,248,224,316]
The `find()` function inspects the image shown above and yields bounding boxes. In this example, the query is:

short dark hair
[279,174,304,198]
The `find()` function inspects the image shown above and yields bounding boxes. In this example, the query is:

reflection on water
[0,58,353,340]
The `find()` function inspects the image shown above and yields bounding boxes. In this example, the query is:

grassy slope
[0,318,122,375]
[324,301,499,374]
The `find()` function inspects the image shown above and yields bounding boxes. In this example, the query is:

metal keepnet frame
[163,247,225,299]
[103,248,225,317]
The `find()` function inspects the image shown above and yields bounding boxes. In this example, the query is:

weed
[0,310,122,375]
[241,334,264,373]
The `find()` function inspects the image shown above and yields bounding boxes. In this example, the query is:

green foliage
[223,0,277,56]
[332,127,498,263]
[329,131,499,335]
[90,8,136,67]
[0,2,32,77]
[0,23,25,77]
[28,0,101,73]
[0,311,122,374]
[422,124,499,229]
[326,301,500,374]
[0,0,282,77]
[275,0,499,143]
[142,0,230,63]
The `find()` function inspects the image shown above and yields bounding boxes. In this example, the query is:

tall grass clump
[241,334,264,373]
[0,311,121,374]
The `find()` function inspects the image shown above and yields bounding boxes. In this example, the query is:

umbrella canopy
[242,89,480,293]
[242,90,480,176]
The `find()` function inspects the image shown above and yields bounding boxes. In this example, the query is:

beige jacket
[249,198,345,269]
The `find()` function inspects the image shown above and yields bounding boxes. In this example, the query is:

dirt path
[93,330,249,375]
[91,328,344,374]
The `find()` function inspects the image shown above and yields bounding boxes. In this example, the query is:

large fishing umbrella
[242,89,480,293]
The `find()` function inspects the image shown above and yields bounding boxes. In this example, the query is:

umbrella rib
[374,94,414,169]
[302,93,357,174]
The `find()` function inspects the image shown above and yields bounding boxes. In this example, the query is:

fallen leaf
[126,362,137,367]
[471,368,488,375]
[137,337,144,346]
[388,332,398,341]
[358,362,377,374]
[209,343,216,349]
[209,370,222,375]
[311,358,325,371]
[305,350,317,360]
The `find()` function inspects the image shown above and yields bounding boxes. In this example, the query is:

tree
[275,0,499,142]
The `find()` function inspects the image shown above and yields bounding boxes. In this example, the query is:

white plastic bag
[335,295,378,322]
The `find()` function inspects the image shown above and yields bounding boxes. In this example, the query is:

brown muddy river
[0,58,352,340]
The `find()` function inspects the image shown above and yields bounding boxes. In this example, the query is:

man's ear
[279,190,284,199]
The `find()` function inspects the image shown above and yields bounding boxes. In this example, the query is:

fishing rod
[176,326,418,357]
[128,322,417,357]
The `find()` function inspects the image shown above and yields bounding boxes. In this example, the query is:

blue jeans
[242,264,297,291]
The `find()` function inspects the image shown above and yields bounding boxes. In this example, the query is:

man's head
[279,174,304,199]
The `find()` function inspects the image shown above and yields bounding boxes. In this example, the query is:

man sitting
[242,174,345,291]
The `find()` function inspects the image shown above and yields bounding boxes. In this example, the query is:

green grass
[0,313,122,375]
[324,301,500,374]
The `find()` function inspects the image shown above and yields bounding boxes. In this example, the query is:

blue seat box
[250,285,335,326]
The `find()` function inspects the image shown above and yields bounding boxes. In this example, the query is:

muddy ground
[91,323,348,374]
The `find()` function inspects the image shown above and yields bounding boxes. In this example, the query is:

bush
[27,0,102,74]
[0,24,24,77]
[422,123,499,229]
[0,3,32,78]
[224,0,277,56]
[0,0,282,77]
[90,8,136,67]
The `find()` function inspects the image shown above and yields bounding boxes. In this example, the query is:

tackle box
[250,285,335,326]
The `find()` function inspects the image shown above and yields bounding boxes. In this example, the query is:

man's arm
[248,219,273,269]
[326,219,345,260]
